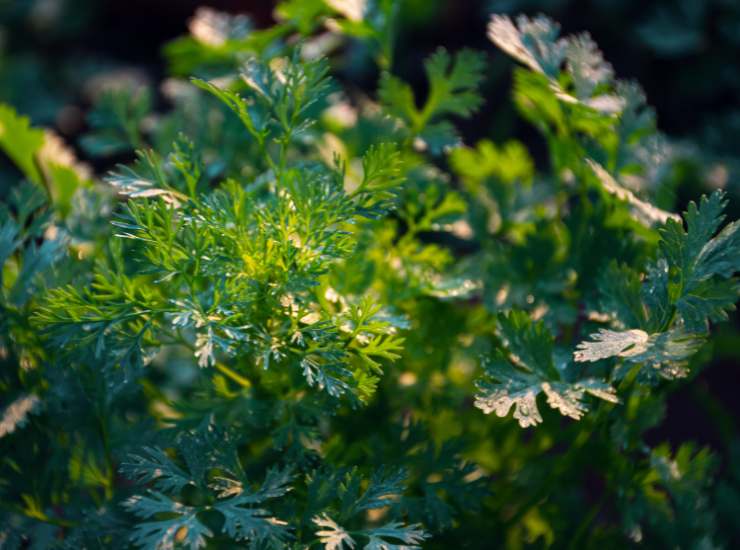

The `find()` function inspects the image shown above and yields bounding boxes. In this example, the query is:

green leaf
[301,358,354,398]
[119,447,193,493]
[0,103,45,184]
[313,515,427,550]
[627,329,704,379]
[511,68,564,131]
[123,492,213,550]
[598,262,648,329]
[377,72,416,123]
[489,14,624,116]
[475,312,617,427]
[677,278,740,333]
[379,48,485,140]
[274,0,329,34]
[496,310,558,380]
[169,134,203,197]
[585,191,737,383]
[214,466,293,503]
[191,76,268,141]
[214,501,291,544]
[241,54,331,132]
[363,523,428,549]
[449,139,534,199]
[474,353,546,428]
[417,120,459,154]
[45,163,83,219]
[194,54,331,149]
[573,328,650,362]
[632,443,719,545]
[106,149,186,205]
[659,191,727,280]
[355,468,407,511]
[123,434,293,547]
[574,328,703,380]
[422,48,486,120]
[357,142,404,196]
[657,190,740,331]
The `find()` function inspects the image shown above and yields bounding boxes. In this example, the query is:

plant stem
[214,361,252,389]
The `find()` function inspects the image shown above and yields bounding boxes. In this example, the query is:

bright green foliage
[38,145,406,402]
[0,104,45,184]
[1,6,740,550]
[0,104,91,218]
[449,139,534,189]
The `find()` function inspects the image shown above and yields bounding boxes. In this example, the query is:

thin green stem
[214,361,253,389]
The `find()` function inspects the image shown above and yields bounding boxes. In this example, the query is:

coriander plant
[1,5,739,549]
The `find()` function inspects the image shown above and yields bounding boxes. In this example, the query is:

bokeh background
[1,0,739,458]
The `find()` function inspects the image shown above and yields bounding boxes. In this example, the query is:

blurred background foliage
[2,0,740,193]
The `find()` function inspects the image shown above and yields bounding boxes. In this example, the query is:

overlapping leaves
[120,425,292,549]
[576,190,740,380]
[475,311,617,428]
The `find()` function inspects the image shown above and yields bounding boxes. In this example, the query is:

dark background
[1,0,739,450]
[5,0,740,140]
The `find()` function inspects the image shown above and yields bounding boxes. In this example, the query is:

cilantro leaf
[123,492,213,550]
[119,447,193,493]
[364,522,428,549]
[475,312,617,427]
[658,190,740,332]
[379,48,485,152]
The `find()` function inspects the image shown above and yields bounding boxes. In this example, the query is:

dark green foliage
[379,47,486,153]
[1,4,739,549]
